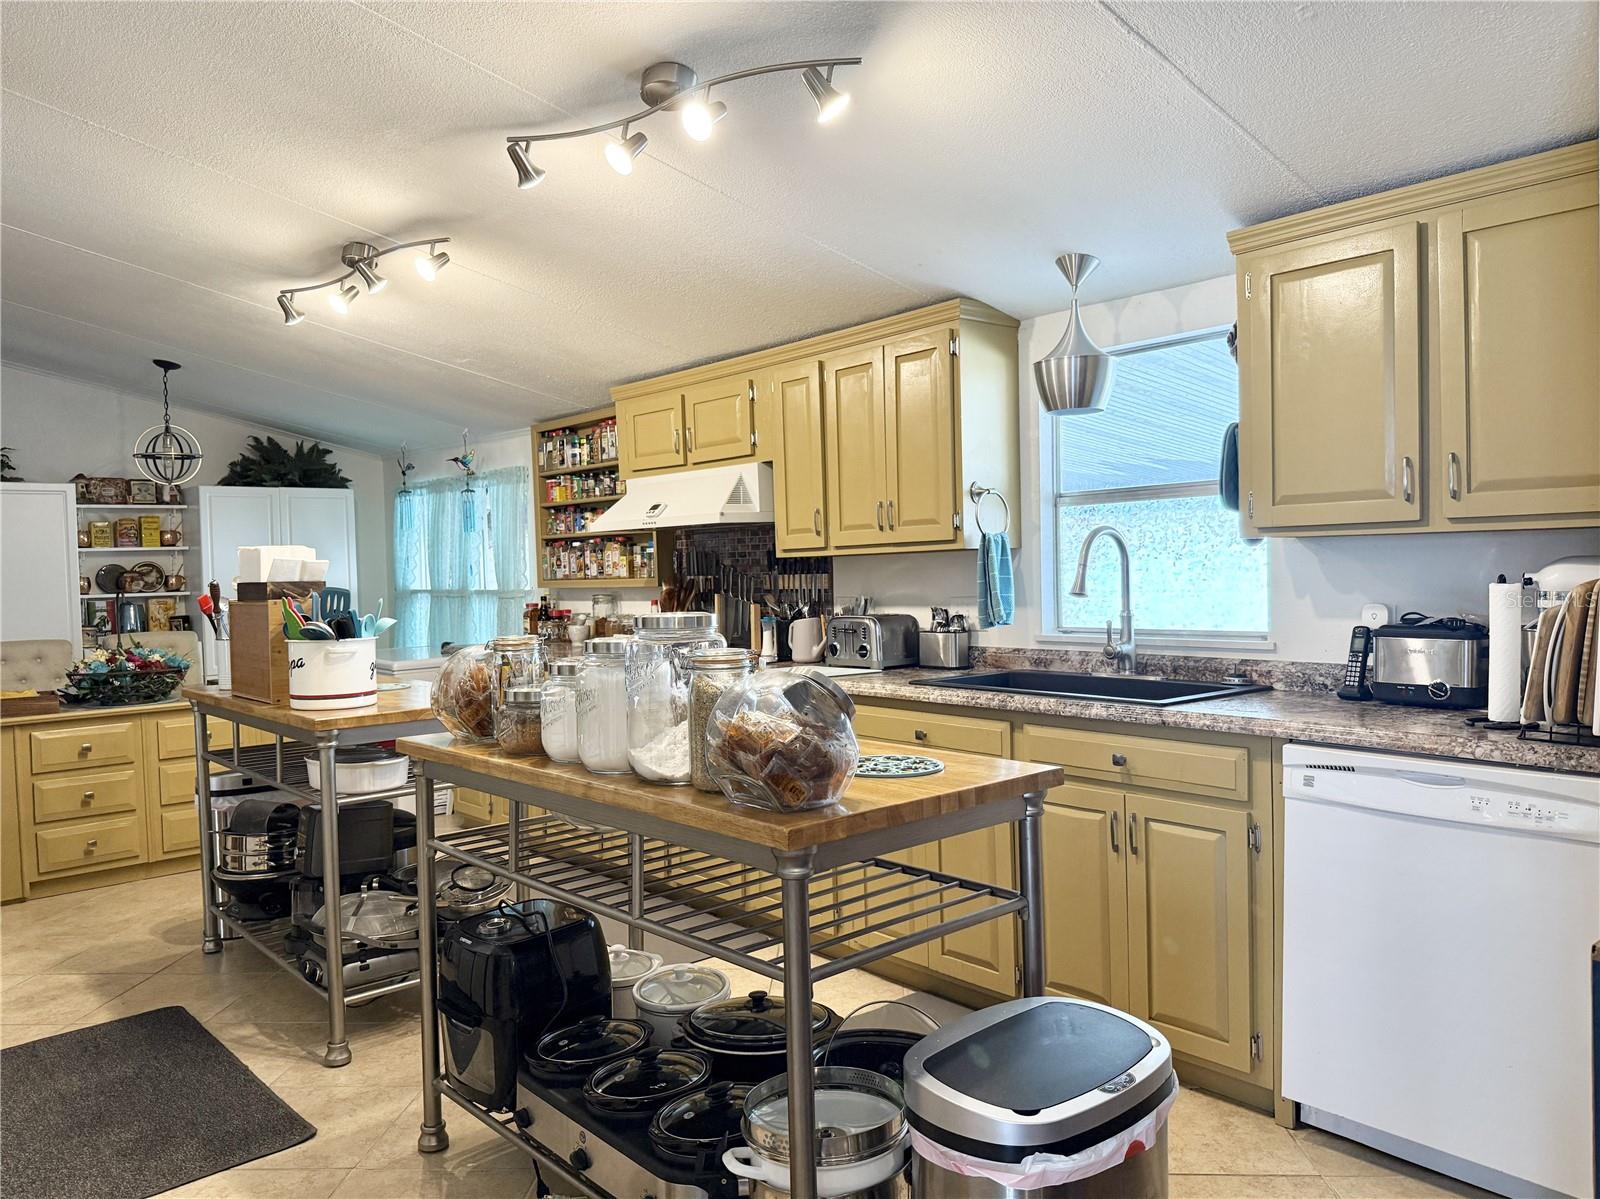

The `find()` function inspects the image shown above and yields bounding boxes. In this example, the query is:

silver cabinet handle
[79,742,93,755]
[673,427,680,453]
[1401,455,1414,503]
[1111,753,1127,767]
[876,501,885,531]
[1128,813,1139,856]
[85,839,98,853]
[685,426,694,452]
[812,507,822,536]
[1109,810,1120,855]
[82,790,95,804]
[914,729,928,742]
[887,500,896,530]
[1447,452,1461,500]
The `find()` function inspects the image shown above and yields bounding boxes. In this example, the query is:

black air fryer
[437,900,608,1111]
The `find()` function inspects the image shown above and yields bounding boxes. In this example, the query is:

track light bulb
[353,259,388,294]
[329,284,359,314]
[416,249,450,281]
[508,141,545,189]
[277,294,304,326]
[681,97,727,141]
[802,67,850,124]
[605,130,648,175]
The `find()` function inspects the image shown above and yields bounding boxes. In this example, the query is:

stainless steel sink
[912,670,1269,706]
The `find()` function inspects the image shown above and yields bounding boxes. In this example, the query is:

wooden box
[229,602,289,704]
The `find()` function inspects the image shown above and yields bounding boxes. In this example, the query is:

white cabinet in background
[196,486,358,682]
[0,483,79,644]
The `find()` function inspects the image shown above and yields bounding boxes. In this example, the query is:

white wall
[834,278,1600,663]
[0,363,389,617]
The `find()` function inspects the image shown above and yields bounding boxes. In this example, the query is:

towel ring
[969,482,1010,536]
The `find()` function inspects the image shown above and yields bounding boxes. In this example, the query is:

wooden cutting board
[1550,579,1597,726]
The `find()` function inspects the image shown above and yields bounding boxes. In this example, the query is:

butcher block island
[395,730,1062,1199]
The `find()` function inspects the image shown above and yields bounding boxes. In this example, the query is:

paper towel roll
[1487,579,1531,723]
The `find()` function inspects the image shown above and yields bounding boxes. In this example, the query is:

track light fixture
[275,236,451,325]
[503,56,859,188]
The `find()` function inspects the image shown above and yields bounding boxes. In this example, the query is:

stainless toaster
[825,614,920,670]
[1370,618,1489,709]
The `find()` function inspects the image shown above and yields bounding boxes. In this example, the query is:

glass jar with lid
[591,592,619,637]
[431,634,544,746]
[687,648,754,792]
[625,612,725,786]
[494,686,543,757]
[576,636,632,775]
[539,659,583,764]
[704,668,860,811]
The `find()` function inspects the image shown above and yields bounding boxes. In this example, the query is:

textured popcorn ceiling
[1,1,1594,449]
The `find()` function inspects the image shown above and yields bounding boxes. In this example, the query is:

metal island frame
[183,684,445,1067]
[397,731,1063,1199]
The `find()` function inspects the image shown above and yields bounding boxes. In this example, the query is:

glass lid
[651,1081,751,1153]
[587,1048,711,1101]
[607,945,663,986]
[634,965,728,1009]
[687,990,831,1048]
[535,1016,650,1067]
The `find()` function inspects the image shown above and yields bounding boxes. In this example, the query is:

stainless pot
[215,828,298,874]
[312,880,420,950]
[435,862,511,922]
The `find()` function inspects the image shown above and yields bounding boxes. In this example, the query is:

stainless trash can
[903,996,1175,1199]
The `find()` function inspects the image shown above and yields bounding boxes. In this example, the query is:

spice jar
[495,687,544,757]
[705,669,860,811]
[540,660,582,764]
[577,636,632,775]
[625,613,725,786]
[687,648,754,792]
[591,592,619,637]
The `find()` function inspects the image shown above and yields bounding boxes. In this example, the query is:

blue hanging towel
[977,531,1014,629]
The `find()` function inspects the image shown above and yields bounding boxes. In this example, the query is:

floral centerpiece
[61,642,191,706]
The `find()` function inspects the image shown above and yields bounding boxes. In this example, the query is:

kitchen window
[393,466,531,650]
[1053,330,1269,640]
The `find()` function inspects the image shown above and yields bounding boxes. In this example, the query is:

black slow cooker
[678,990,840,1082]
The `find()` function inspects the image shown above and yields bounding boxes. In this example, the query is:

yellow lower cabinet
[452,787,495,825]
[1126,793,1254,1073]
[1042,781,1129,1011]
[32,767,140,823]
[34,813,143,876]
[924,825,1016,994]
[2,731,23,902]
[159,805,201,854]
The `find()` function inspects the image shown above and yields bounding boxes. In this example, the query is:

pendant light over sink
[1034,253,1114,415]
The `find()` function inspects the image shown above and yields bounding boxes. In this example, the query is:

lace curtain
[393,465,530,651]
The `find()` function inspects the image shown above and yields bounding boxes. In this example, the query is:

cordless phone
[1337,626,1373,701]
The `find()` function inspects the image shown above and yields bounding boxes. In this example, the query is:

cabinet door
[822,345,888,547]
[3,731,23,902]
[882,328,957,544]
[769,362,828,552]
[452,786,495,825]
[1042,783,1129,1011]
[199,486,279,680]
[618,392,685,474]
[684,376,755,465]
[277,489,359,603]
[0,483,77,643]
[1242,222,1424,528]
[925,826,1017,995]
[1126,794,1253,1072]
[1437,176,1600,520]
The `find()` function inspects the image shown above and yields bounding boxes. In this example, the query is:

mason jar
[539,660,582,764]
[687,647,754,792]
[431,635,544,746]
[625,612,725,786]
[576,636,632,775]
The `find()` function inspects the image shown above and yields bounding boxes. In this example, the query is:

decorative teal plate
[856,754,944,778]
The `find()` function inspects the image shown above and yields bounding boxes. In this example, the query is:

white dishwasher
[1282,744,1598,1199]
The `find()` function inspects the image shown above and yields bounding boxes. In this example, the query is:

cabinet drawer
[1020,725,1248,802]
[853,706,1011,756]
[155,715,235,761]
[157,761,199,807]
[33,814,143,875]
[159,805,200,854]
[29,721,139,774]
[32,767,141,824]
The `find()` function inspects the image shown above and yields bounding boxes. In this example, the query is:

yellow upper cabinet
[617,391,684,475]
[1230,141,1598,535]
[766,359,828,552]
[683,374,757,466]
[1435,175,1600,521]
[1240,222,1425,530]
[882,327,958,545]
[822,343,890,548]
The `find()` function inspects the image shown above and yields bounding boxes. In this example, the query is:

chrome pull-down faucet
[1069,524,1136,674]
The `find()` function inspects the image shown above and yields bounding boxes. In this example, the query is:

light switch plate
[1360,602,1390,627]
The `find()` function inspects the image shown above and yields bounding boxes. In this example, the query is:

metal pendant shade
[1034,253,1114,415]
[132,359,204,486]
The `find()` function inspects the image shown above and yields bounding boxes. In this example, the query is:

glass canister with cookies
[431,636,546,746]
[703,668,859,812]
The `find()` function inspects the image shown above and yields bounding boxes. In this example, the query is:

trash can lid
[903,996,1172,1159]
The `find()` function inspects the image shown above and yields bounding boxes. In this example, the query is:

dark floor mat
[0,1005,315,1199]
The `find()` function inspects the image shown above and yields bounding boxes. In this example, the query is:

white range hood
[587,462,773,531]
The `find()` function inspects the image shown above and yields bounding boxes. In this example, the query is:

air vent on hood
[586,462,774,532]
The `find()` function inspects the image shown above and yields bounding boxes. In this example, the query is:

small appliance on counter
[1369,614,1489,709]
[825,614,919,670]
[919,608,971,669]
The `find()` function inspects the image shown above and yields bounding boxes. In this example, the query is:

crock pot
[435,862,512,923]
[632,963,730,1043]
[814,1027,925,1083]
[606,945,662,1020]
[581,1047,712,1122]
[649,1080,752,1168]
[524,1015,652,1083]
[678,990,840,1082]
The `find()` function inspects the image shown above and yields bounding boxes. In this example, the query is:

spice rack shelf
[532,406,674,597]
[79,545,192,553]
[75,503,190,511]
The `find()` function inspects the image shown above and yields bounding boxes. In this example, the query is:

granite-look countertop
[832,667,1600,775]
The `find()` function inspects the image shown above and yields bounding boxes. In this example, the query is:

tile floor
[0,870,1501,1199]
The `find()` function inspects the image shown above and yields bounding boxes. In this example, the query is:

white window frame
[1046,327,1273,650]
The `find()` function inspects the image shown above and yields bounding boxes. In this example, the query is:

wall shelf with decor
[533,406,675,595]
[74,503,189,512]
[71,482,197,642]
